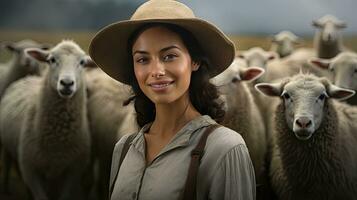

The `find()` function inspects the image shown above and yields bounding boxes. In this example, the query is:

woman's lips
[148,81,174,91]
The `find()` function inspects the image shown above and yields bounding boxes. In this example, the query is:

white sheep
[255,73,357,200]
[0,40,95,200]
[274,47,332,80]
[0,40,49,98]
[270,31,300,58]
[272,15,347,80]
[238,47,277,72]
[312,14,347,59]
[0,40,50,193]
[210,60,268,196]
[85,67,139,199]
[310,51,357,105]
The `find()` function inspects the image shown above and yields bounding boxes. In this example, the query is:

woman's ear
[192,61,200,71]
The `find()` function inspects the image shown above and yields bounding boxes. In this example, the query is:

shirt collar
[130,115,216,156]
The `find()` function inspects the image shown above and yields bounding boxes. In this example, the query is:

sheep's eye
[354,68,357,73]
[282,92,291,99]
[329,67,334,72]
[48,57,56,64]
[79,59,85,66]
[318,94,326,101]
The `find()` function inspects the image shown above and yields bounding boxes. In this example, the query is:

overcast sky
[0,0,356,36]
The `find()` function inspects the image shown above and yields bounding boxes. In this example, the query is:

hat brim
[89,18,235,85]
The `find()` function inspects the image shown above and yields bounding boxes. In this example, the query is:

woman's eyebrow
[133,45,181,55]
[132,50,148,56]
[160,45,181,53]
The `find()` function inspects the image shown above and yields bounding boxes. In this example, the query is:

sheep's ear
[255,82,283,97]
[1,42,20,53]
[309,58,330,70]
[240,67,265,81]
[270,35,278,43]
[83,56,97,68]
[312,20,322,28]
[25,48,49,62]
[327,84,355,100]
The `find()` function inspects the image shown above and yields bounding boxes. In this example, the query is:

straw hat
[89,0,235,84]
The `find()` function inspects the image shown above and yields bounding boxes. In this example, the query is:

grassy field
[1,30,357,61]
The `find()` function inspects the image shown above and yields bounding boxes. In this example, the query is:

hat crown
[131,0,195,20]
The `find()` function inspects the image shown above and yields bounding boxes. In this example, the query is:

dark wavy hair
[126,23,225,127]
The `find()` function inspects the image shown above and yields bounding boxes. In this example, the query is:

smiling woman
[89,0,256,199]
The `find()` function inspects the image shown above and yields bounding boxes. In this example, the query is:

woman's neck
[149,96,201,138]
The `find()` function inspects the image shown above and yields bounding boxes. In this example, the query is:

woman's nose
[150,60,166,78]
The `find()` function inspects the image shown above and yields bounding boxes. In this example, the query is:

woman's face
[132,26,199,105]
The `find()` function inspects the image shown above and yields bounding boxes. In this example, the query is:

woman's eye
[135,57,147,64]
[163,54,176,61]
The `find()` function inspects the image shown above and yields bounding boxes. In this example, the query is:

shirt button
[132,192,137,199]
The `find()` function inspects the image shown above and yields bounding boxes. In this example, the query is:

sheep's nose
[60,79,74,87]
[295,117,312,129]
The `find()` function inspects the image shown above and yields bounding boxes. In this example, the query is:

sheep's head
[1,40,51,74]
[210,58,264,89]
[26,40,96,98]
[310,52,357,92]
[312,15,346,43]
[237,47,277,70]
[271,31,300,58]
[255,74,355,140]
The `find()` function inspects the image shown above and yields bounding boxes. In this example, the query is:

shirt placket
[133,131,193,200]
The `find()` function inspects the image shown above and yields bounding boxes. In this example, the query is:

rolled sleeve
[209,144,256,200]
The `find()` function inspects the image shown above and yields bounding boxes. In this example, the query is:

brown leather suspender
[109,133,137,199]
[110,124,221,200]
[181,124,221,200]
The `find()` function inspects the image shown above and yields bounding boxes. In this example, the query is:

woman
[89,0,256,199]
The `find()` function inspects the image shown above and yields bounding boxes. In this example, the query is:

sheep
[0,40,95,200]
[85,67,139,199]
[270,31,300,58]
[312,14,347,59]
[238,47,277,73]
[255,73,357,200]
[273,15,347,79]
[310,51,357,105]
[273,47,332,80]
[237,47,280,121]
[0,40,49,98]
[0,40,50,193]
[210,60,269,197]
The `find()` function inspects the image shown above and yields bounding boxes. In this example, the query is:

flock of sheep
[0,14,356,200]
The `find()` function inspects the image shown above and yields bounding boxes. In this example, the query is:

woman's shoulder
[208,125,246,148]
[203,125,247,159]
[114,132,138,150]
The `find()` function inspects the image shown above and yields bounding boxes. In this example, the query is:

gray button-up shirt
[110,115,256,200]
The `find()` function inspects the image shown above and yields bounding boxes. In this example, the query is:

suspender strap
[109,133,137,199]
[109,124,221,200]
[182,124,221,200]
